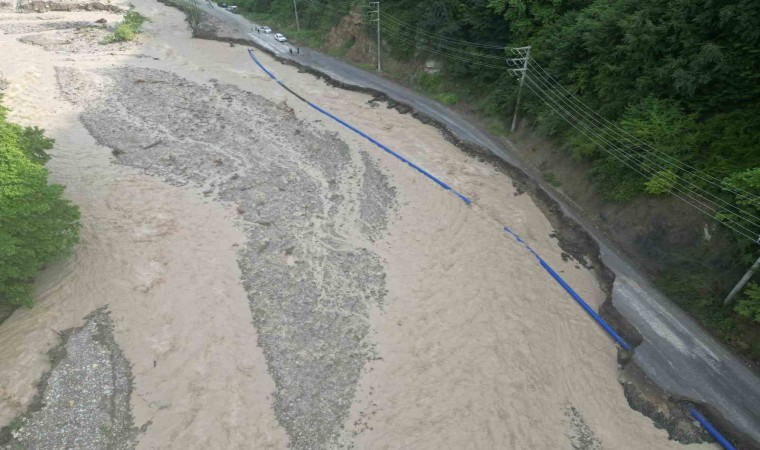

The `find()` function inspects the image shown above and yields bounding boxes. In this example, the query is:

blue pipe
[247,49,277,80]
[307,102,472,205]
[504,226,632,352]
[246,48,471,205]
[688,406,736,450]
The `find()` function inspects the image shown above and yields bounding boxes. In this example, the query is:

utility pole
[292,0,300,31]
[724,249,760,306]
[508,46,531,133]
[369,1,381,72]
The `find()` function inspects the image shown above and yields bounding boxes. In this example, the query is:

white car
[274,33,287,42]
[260,26,272,33]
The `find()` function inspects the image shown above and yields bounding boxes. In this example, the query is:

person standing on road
[297,47,300,54]
[289,48,293,54]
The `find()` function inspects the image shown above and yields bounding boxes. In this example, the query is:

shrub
[735,283,760,324]
[433,92,459,105]
[103,6,149,44]
[645,169,678,195]
[111,23,136,42]
[413,72,442,94]
[543,172,561,187]
[0,103,80,306]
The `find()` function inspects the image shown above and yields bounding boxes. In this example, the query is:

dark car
[218,2,227,7]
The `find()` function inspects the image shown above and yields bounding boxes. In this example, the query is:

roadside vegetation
[103,5,149,43]
[225,0,760,357]
[0,101,80,308]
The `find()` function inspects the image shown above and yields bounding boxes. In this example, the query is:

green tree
[735,283,760,324]
[0,104,80,306]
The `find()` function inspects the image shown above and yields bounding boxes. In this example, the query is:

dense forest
[228,0,760,355]
[0,101,80,311]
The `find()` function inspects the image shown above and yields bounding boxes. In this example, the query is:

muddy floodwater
[0,1,716,449]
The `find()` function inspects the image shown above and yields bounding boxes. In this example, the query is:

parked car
[227,5,238,13]
[260,26,272,33]
[218,2,227,7]
[274,33,287,42]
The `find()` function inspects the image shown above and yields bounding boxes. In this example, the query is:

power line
[380,26,508,70]
[382,20,508,60]
[521,73,757,228]
[298,1,509,67]
[520,75,760,241]
[527,58,760,204]
[522,76,759,241]
[511,50,753,219]
[297,0,366,19]
[380,11,506,50]
[523,64,760,226]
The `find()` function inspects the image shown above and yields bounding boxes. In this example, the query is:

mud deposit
[56,65,395,448]
[565,405,602,449]
[17,25,137,53]
[0,19,90,33]
[0,309,136,449]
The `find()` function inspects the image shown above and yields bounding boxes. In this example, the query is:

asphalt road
[203,4,760,445]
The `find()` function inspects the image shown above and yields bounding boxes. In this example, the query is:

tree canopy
[0,103,80,307]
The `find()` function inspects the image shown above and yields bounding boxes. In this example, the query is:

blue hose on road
[247,49,277,80]
[307,102,472,205]
[503,226,632,352]
[246,48,471,205]
[688,406,736,450]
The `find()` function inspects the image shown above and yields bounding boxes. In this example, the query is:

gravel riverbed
[0,309,136,449]
[57,65,395,448]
